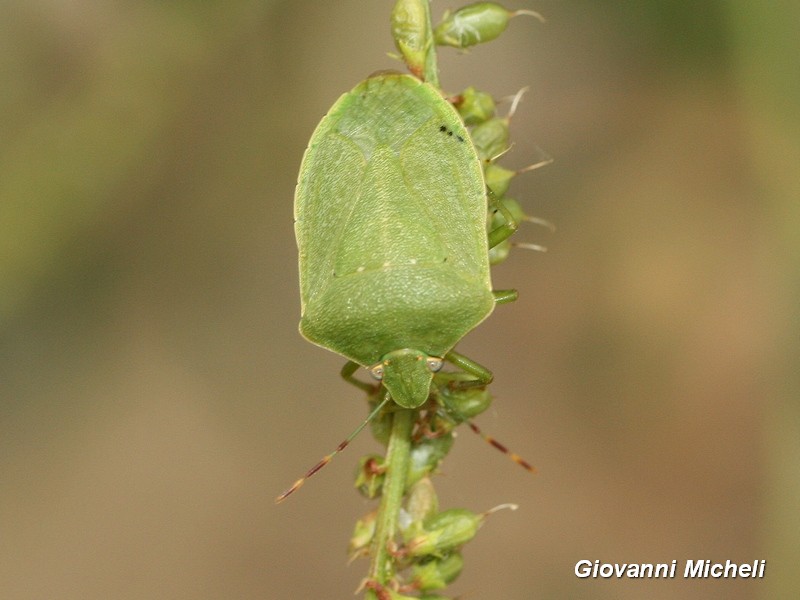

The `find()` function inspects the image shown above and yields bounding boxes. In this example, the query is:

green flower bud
[355,454,386,498]
[404,476,439,529]
[404,508,481,557]
[411,552,465,591]
[470,116,509,161]
[392,0,431,78]
[484,162,516,197]
[348,510,377,560]
[406,433,454,487]
[452,86,496,125]
[434,3,543,49]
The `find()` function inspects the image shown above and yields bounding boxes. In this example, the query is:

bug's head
[369,349,444,409]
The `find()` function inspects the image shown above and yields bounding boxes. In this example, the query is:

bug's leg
[341,360,378,395]
[444,349,493,389]
[487,193,549,260]
[487,188,520,249]
[492,289,518,304]
[432,369,538,474]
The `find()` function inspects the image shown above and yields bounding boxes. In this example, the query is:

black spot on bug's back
[438,124,466,143]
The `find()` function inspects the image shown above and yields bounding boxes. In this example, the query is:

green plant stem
[421,0,439,89]
[367,407,415,594]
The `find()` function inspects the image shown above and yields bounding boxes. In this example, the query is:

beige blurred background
[1,1,798,599]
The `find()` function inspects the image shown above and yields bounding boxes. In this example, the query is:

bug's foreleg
[486,188,520,249]
[341,360,378,394]
[444,350,493,389]
[492,289,518,304]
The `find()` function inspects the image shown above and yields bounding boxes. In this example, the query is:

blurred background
[1,1,798,598]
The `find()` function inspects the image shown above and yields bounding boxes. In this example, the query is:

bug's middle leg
[487,188,521,250]
[487,189,521,306]
[340,360,378,394]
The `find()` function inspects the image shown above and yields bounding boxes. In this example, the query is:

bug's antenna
[467,420,538,473]
[275,393,392,503]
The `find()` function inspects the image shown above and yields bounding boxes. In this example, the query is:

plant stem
[366,407,415,595]
[421,0,439,89]
[412,1,439,89]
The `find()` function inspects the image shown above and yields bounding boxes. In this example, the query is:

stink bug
[295,73,516,410]
[279,72,524,502]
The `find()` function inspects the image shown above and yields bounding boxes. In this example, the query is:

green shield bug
[295,73,497,410]
[278,72,524,502]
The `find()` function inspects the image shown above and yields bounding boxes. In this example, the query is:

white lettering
[757,560,766,577]
[723,560,738,577]
[653,561,674,578]
[575,560,593,578]
[598,563,614,578]
[575,558,765,580]
[684,560,707,578]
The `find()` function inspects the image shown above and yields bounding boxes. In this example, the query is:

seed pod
[484,162,516,197]
[404,508,481,557]
[404,476,439,529]
[391,0,430,78]
[407,433,454,487]
[355,454,386,498]
[411,552,465,591]
[452,86,496,126]
[434,2,542,49]
[471,116,510,162]
[348,510,377,560]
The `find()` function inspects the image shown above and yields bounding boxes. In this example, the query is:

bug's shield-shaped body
[295,73,493,408]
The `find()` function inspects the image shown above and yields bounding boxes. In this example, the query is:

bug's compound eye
[369,363,385,381]
[426,357,444,372]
